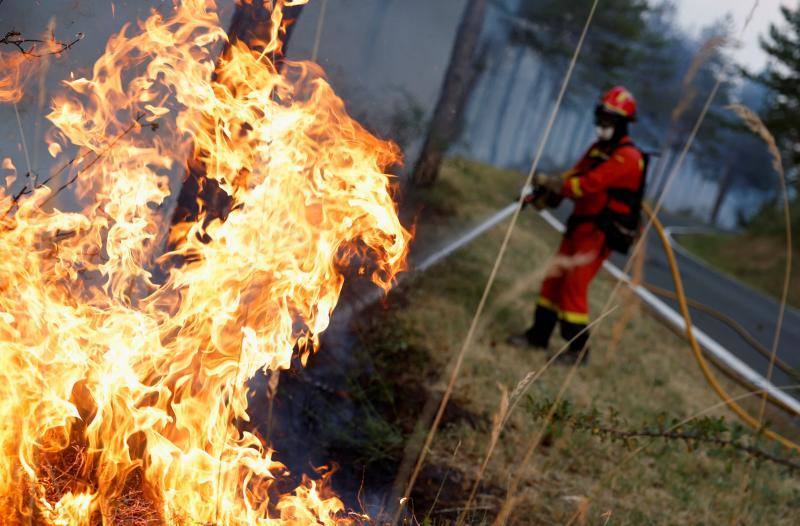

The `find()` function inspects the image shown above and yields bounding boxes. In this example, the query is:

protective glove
[520,180,562,210]
[533,172,564,193]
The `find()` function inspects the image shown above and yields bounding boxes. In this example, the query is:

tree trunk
[411,0,488,187]
[649,144,676,201]
[709,166,734,225]
[488,45,526,165]
[464,41,508,157]
[169,2,305,231]
[509,67,545,165]
[649,130,678,200]
[518,74,554,166]
[227,2,305,55]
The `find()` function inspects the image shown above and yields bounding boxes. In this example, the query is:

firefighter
[508,86,646,365]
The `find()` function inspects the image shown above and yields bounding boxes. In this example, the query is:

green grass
[679,231,800,309]
[352,158,800,525]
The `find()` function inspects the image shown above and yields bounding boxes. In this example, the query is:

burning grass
[0,0,409,523]
[351,158,800,524]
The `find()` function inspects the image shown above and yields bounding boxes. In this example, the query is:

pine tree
[758,5,800,182]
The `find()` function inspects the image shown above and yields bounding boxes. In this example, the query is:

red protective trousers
[538,223,609,324]
[525,136,643,352]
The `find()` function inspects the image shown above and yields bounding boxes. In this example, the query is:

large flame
[0,0,409,523]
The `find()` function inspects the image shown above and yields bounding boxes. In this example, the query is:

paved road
[551,205,800,405]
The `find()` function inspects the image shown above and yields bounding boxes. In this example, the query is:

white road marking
[416,203,519,271]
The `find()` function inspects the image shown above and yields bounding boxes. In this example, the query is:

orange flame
[0,51,34,103]
[0,30,76,103]
[0,0,409,523]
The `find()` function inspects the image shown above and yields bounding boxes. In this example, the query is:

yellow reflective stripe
[588,149,608,160]
[570,177,583,197]
[538,297,589,324]
[603,103,629,116]
[537,296,558,312]
[560,310,589,325]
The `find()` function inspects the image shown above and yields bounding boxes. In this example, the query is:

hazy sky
[676,0,791,71]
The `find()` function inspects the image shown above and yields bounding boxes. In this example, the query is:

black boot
[555,320,590,366]
[508,304,558,349]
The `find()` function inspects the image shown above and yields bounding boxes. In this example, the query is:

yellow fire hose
[643,203,800,452]
[643,282,800,416]
[641,283,799,381]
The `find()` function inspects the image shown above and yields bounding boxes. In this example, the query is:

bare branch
[1,30,83,57]
[3,113,148,220]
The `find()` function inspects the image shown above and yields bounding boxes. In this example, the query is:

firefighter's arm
[562,147,642,198]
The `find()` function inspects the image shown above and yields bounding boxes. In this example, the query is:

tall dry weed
[726,104,783,175]
[456,386,509,526]
[725,102,793,523]
[671,36,727,124]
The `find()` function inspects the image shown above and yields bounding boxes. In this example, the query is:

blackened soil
[241,193,490,520]
[243,282,489,521]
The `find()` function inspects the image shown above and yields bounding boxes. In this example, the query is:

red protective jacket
[561,136,645,218]
[537,136,644,323]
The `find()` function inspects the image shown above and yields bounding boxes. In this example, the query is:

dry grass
[726,104,783,175]
[376,159,800,524]
[724,102,792,522]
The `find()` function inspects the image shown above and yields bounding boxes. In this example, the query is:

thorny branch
[1,30,84,57]
[591,425,800,473]
[526,398,800,473]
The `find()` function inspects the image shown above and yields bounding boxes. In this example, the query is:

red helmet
[600,86,637,121]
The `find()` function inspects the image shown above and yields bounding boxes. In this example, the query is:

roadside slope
[359,159,800,524]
